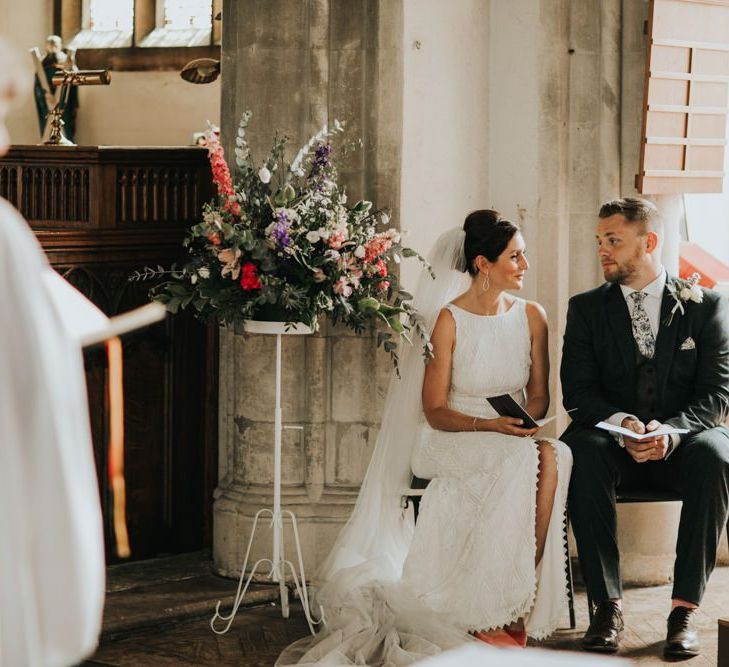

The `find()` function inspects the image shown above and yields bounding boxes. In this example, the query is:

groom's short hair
[598,197,661,235]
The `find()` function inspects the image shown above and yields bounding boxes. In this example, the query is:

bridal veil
[277,227,473,665]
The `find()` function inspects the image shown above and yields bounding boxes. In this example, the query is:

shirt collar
[619,268,667,301]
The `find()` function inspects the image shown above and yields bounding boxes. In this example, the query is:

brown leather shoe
[582,600,623,653]
[664,606,700,659]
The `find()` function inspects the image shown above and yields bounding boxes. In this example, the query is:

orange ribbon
[106,337,130,558]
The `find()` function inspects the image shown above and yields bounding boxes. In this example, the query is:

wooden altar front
[0,146,217,562]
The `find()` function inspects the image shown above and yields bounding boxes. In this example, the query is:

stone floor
[86,559,729,666]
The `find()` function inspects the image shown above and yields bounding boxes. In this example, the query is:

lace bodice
[444,300,531,417]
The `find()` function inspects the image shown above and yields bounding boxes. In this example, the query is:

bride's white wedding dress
[277,229,572,666]
[405,301,572,638]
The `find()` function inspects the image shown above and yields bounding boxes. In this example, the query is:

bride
[278,210,572,665]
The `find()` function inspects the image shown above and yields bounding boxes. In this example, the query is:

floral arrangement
[131,113,432,372]
[665,272,703,326]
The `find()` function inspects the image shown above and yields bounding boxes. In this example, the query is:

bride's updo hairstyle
[462,209,520,276]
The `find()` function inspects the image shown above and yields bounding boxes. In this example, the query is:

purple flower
[309,143,333,178]
[271,209,291,248]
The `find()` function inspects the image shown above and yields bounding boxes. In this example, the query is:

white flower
[354,245,366,259]
[385,228,401,243]
[665,273,703,326]
[258,166,272,184]
[312,268,326,282]
[198,267,210,279]
[380,212,390,226]
[316,292,334,311]
[393,253,401,264]
[325,249,341,261]
[317,228,330,240]
[306,230,321,243]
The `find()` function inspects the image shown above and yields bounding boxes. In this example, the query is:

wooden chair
[402,475,577,630]
[585,489,729,623]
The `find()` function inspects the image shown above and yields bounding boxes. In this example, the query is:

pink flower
[349,268,363,289]
[333,277,353,298]
[328,229,347,250]
[205,130,238,215]
[312,268,326,283]
[375,259,388,277]
[207,232,221,246]
[364,235,392,262]
[376,280,390,292]
[240,262,262,290]
[225,197,241,216]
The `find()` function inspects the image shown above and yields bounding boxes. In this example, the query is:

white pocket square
[680,337,696,351]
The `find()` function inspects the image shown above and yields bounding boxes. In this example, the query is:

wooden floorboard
[87,565,729,665]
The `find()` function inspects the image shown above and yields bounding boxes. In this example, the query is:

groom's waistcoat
[634,346,660,422]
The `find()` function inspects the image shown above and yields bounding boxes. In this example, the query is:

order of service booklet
[486,394,561,429]
[595,421,689,440]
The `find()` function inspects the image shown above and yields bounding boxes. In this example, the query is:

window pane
[89,0,134,32]
[140,0,213,48]
[163,0,212,31]
[68,0,134,49]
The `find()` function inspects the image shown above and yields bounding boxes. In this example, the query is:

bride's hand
[486,417,540,437]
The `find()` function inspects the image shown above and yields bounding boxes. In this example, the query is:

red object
[679,242,729,288]
[240,262,262,290]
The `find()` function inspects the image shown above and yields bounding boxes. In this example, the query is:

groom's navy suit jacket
[560,276,729,443]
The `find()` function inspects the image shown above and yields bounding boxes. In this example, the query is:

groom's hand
[622,417,656,463]
[621,417,666,462]
[643,419,671,460]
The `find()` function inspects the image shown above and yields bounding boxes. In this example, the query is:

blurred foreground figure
[0,38,105,666]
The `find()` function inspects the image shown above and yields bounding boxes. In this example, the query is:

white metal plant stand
[211,320,322,636]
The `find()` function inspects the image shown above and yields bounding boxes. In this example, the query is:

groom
[560,197,729,659]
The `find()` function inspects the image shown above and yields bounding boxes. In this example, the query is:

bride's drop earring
[481,273,490,292]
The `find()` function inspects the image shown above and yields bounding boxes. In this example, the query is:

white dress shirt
[606,269,680,454]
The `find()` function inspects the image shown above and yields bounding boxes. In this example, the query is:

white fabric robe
[0,198,104,666]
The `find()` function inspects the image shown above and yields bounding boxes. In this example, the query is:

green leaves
[273,183,296,207]
[357,296,380,314]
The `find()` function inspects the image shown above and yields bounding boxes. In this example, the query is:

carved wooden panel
[0,165,18,206]
[21,166,90,224]
[117,167,200,225]
[0,145,217,562]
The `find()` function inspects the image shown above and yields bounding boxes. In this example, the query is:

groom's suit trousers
[563,425,729,604]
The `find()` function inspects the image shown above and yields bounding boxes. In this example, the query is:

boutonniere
[664,273,703,326]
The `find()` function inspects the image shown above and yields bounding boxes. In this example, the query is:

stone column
[214,0,403,576]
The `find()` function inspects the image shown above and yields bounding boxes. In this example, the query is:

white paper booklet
[596,421,689,440]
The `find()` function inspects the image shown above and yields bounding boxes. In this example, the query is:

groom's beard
[603,249,641,285]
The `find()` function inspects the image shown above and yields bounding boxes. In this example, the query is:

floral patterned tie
[629,291,655,359]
